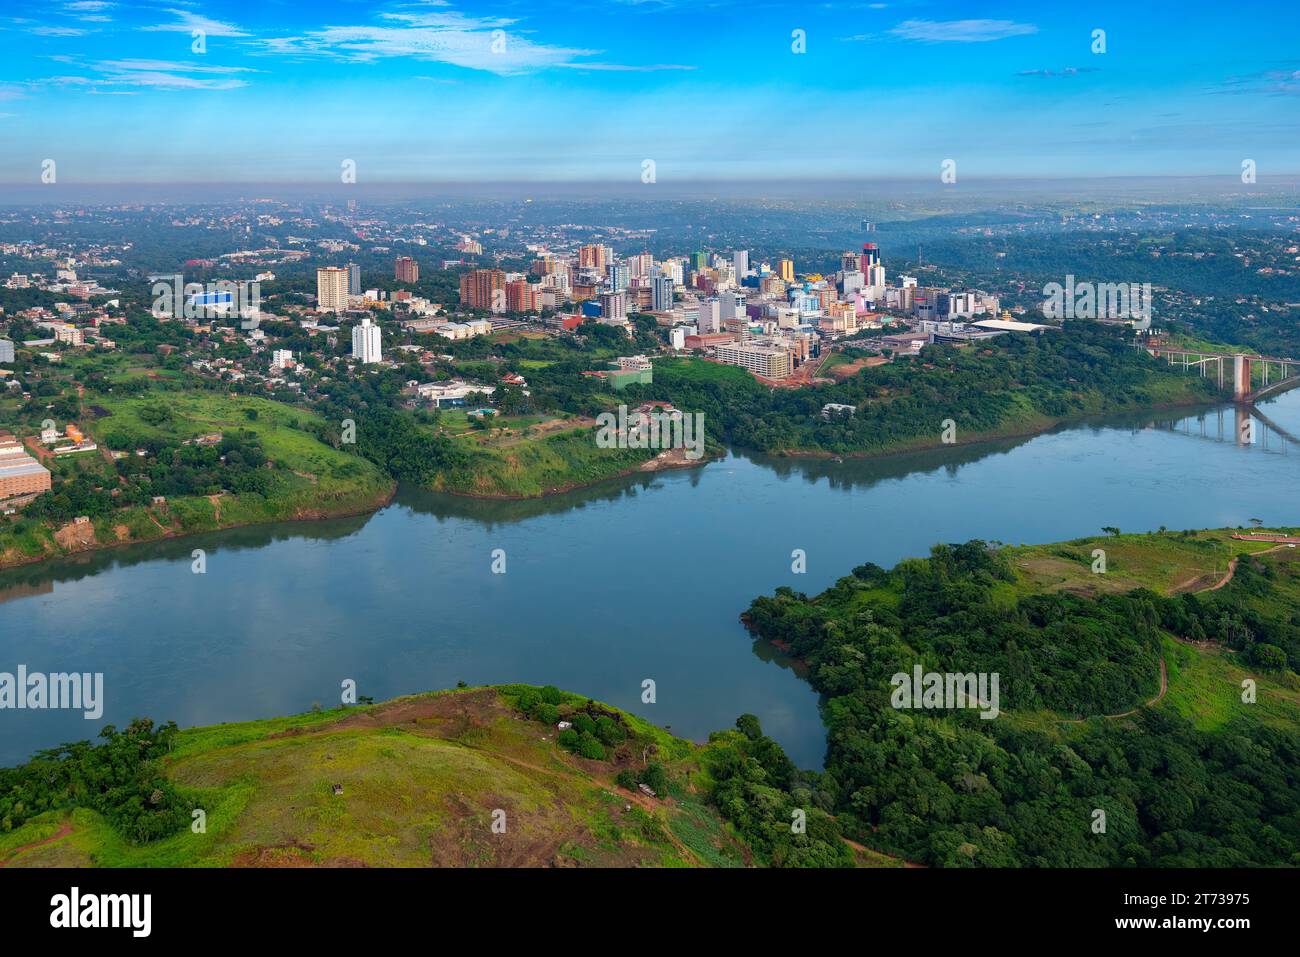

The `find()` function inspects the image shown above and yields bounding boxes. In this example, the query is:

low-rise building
[412,379,497,407]
[0,431,52,504]
[714,342,793,379]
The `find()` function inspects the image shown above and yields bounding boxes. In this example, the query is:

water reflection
[0,396,1296,770]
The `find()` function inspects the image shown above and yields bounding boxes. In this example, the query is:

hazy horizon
[3,1,1299,184]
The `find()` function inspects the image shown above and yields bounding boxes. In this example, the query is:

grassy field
[0,687,752,868]
[996,526,1298,602]
[0,391,394,569]
[427,418,695,498]
[654,356,759,387]
[789,526,1300,741]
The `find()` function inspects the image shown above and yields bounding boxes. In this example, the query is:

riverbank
[0,392,1244,571]
[0,482,396,573]
[425,419,723,499]
[773,393,1216,461]
[0,392,396,572]
[433,444,723,500]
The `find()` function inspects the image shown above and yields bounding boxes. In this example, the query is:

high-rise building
[719,292,745,323]
[316,266,349,312]
[733,250,749,280]
[351,314,382,364]
[778,258,795,282]
[347,262,361,296]
[395,256,420,284]
[859,243,880,273]
[579,244,609,271]
[651,273,674,312]
[606,262,629,292]
[696,297,721,334]
[691,251,709,272]
[505,279,542,314]
[628,252,654,279]
[459,269,506,312]
[599,291,627,322]
[0,339,14,364]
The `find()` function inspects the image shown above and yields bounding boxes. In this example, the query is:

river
[2,393,1298,768]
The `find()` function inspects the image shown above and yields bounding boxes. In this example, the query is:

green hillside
[0,687,762,868]
[0,392,394,569]
[742,527,1300,867]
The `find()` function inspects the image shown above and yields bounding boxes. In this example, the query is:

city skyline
[1,0,1298,183]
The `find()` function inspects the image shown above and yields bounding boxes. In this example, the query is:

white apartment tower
[352,314,383,364]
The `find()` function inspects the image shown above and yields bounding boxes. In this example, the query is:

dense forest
[0,720,190,842]
[743,542,1300,866]
[638,321,1220,455]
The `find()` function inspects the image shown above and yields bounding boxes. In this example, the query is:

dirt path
[1073,543,1293,724]
[840,835,924,868]
[1063,657,1167,724]
[0,822,73,867]
[1172,544,1289,595]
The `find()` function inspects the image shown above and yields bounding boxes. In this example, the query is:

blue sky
[1,0,1298,183]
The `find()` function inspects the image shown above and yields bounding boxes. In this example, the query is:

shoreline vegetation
[0,394,397,573]
[771,394,1218,461]
[0,389,1247,573]
[4,526,1299,868]
[0,322,1250,571]
[740,527,1300,867]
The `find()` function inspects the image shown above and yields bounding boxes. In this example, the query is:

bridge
[1142,345,1300,403]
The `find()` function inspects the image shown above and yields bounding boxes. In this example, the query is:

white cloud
[260,10,600,75]
[99,58,256,75]
[62,0,114,20]
[142,9,250,38]
[50,58,254,91]
[555,63,695,72]
[889,19,1037,43]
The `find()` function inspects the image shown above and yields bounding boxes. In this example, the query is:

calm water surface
[2,393,1298,768]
